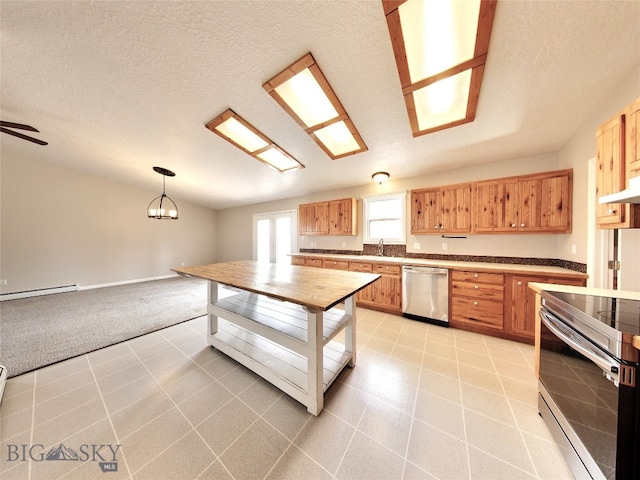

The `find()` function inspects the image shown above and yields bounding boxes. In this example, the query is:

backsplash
[299,246,588,273]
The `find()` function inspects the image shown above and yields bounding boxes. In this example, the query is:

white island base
[206,281,356,415]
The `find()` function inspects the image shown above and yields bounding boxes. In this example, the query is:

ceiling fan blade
[0,127,48,145]
[0,121,39,132]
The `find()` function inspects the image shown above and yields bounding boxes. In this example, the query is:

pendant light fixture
[147,166,178,219]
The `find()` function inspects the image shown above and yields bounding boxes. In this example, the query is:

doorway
[253,210,297,264]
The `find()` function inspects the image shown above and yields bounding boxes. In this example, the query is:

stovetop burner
[547,291,640,335]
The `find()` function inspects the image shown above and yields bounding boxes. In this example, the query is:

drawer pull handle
[520,223,526,228]
[474,273,479,278]
[473,301,479,306]
[474,285,479,289]
[517,281,523,286]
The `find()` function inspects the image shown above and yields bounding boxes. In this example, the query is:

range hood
[599,176,640,204]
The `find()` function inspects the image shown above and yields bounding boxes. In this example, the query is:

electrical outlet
[341,242,346,248]
[571,244,577,255]
[181,262,186,266]
[442,242,448,251]
[413,243,421,250]
[0,279,7,286]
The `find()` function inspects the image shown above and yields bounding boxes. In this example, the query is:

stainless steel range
[538,290,640,480]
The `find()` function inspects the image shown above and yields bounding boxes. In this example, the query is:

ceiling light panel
[263,53,368,160]
[206,109,303,173]
[383,0,497,137]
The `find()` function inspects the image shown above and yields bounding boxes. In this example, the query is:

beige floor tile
[86,342,132,366]
[266,445,332,480]
[34,381,101,426]
[422,353,459,378]
[162,366,217,404]
[187,344,224,367]
[468,445,537,479]
[456,337,491,355]
[488,343,531,366]
[401,460,438,479]
[35,355,90,386]
[198,460,234,479]
[102,373,161,415]
[177,382,234,427]
[501,376,538,405]
[406,419,469,479]
[389,344,424,367]
[263,394,311,441]
[324,381,369,426]
[220,418,289,479]
[294,411,355,474]
[521,432,575,480]
[0,387,34,418]
[423,341,458,361]
[2,371,35,400]
[237,377,283,415]
[95,362,150,395]
[336,430,404,480]
[110,390,175,440]
[199,354,240,379]
[89,350,143,379]
[196,398,258,455]
[32,399,108,448]
[493,357,536,383]
[122,408,192,474]
[357,399,412,456]
[457,349,496,373]
[509,399,556,442]
[418,368,461,404]
[217,363,259,394]
[458,364,504,394]
[414,390,465,440]
[464,409,535,475]
[460,383,517,426]
[1,407,33,442]
[362,336,395,356]
[133,430,216,480]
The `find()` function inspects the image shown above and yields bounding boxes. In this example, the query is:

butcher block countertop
[172,260,380,311]
[290,253,588,279]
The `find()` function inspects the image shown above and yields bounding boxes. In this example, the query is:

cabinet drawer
[374,264,401,275]
[323,259,350,271]
[349,262,373,273]
[291,257,306,266]
[451,270,504,285]
[451,281,504,301]
[306,258,324,267]
[451,297,504,329]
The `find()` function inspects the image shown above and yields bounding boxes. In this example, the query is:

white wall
[0,152,217,294]
[558,63,640,289]
[215,152,565,262]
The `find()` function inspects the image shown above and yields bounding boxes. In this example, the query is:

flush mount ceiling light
[206,109,304,173]
[372,171,390,184]
[263,53,368,160]
[383,0,497,136]
[147,166,178,220]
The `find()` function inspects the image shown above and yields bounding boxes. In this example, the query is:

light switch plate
[413,243,421,250]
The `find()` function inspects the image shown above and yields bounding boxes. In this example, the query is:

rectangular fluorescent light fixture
[263,53,368,160]
[205,109,304,173]
[383,0,497,136]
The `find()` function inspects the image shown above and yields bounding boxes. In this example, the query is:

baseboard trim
[79,274,179,291]
[0,285,78,301]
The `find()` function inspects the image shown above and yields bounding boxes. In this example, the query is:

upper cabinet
[299,198,356,236]
[475,170,572,234]
[411,169,572,235]
[596,96,640,229]
[411,183,472,234]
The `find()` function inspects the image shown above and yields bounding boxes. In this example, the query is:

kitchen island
[172,260,380,415]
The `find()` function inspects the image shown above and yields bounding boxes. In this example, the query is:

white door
[253,210,297,264]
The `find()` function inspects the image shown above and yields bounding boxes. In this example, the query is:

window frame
[362,192,406,244]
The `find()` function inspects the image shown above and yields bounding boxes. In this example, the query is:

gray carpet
[0,276,208,378]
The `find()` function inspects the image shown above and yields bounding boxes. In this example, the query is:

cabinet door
[411,188,441,233]
[440,184,472,233]
[596,114,626,226]
[510,275,586,340]
[626,97,640,180]
[372,274,401,311]
[475,179,518,232]
[329,198,356,235]
[518,171,572,233]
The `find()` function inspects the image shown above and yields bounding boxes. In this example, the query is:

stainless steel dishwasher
[402,266,449,326]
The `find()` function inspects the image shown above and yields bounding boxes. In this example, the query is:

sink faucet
[377,238,384,256]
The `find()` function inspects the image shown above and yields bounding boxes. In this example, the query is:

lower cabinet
[348,261,402,314]
[506,274,586,342]
[450,270,505,332]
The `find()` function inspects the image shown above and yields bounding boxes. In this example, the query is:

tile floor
[0,306,575,480]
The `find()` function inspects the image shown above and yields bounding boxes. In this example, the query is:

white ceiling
[1,1,639,210]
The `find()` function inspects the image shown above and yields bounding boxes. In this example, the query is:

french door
[253,210,297,264]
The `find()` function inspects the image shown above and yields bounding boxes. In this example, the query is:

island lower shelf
[207,287,357,415]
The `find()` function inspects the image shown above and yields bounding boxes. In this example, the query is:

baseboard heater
[0,284,78,302]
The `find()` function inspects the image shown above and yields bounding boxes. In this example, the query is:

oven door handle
[539,310,620,382]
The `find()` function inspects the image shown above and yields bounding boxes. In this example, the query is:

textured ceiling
[1,0,639,209]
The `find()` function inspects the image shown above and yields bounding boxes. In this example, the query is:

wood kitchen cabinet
[346,261,402,314]
[450,270,505,332]
[329,198,357,235]
[298,202,328,235]
[475,170,572,233]
[506,274,586,342]
[299,198,357,236]
[411,183,472,234]
[596,96,640,228]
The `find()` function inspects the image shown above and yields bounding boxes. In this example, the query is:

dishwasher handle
[402,266,448,275]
